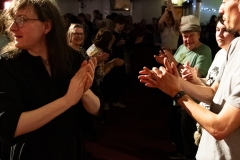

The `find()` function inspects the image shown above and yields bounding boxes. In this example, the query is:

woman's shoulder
[69,47,85,62]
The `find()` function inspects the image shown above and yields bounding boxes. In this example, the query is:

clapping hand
[154,48,176,65]
[138,58,181,97]
[84,57,97,92]
[95,52,109,64]
[181,62,199,84]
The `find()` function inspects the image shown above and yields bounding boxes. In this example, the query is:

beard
[226,27,237,34]
[224,19,239,34]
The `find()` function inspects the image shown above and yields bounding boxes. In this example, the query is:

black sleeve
[0,59,22,145]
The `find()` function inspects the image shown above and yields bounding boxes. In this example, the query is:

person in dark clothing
[78,13,91,49]
[100,15,127,108]
[62,12,81,31]
[0,0,103,159]
[92,10,100,38]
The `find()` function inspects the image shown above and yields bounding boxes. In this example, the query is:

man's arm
[180,78,218,104]
[139,58,239,141]
[177,94,240,140]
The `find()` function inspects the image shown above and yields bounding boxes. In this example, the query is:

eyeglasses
[72,32,84,37]
[10,16,39,28]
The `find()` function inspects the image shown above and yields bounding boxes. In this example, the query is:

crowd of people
[0,0,239,159]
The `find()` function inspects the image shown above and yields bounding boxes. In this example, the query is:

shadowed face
[165,13,173,27]
[215,21,235,50]
[181,31,200,50]
[115,23,125,32]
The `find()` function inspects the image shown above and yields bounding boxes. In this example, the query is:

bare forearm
[169,5,179,21]
[180,78,215,104]
[158,11,168,29]
[81,89,100,116]
[196,78,207,86]
[177,95,219,138]
[15,97,71,137]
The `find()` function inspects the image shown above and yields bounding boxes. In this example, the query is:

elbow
[211,130,227,140]
[209,124,228,140]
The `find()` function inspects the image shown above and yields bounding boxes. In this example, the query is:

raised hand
[154,52,166,65]
[154,48,176,66]
[118,38,126,46]
[181,62,199,84]
[168,0,173,7]
[111,58,124,67]
[64,60,89,106]
[135,36,144,44]
[139,58,182,97]
[84,57,97,92]
[95,52,109,64]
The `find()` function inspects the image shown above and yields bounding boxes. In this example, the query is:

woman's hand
[64,60,89,106]
[135,36,144,44]
[167,0,173,7]
[95,52,109,64]
[111,58,124,67]
[84,57,97,92]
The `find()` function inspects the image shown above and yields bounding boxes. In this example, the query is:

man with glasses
[139,0,240,159]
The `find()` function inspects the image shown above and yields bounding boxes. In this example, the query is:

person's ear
[197,32,200,38]
[43,20,52,34]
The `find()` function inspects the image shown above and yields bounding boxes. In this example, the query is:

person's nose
[219,30,225,38]
[219,4,224,15]
[9,21,19,32]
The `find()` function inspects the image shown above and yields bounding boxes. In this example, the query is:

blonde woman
[68,23,123,85]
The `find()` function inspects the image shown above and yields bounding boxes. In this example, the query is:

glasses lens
[15,17,23,27]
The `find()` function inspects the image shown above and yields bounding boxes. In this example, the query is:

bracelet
[177,63,182,69]
[173,91,185,102]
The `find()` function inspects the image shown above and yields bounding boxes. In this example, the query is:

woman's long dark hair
[2,0,72,78]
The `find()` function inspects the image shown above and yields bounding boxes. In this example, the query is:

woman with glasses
[0,0,104,159]
[67,23,88,59]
